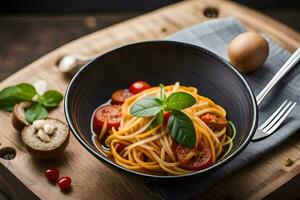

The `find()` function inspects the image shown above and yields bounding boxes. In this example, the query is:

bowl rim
[64,40,258,180]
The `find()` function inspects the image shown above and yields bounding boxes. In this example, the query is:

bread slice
[12,101,31,132]
[21,118,70,159]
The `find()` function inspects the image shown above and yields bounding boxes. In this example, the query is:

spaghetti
[92,82,235,175]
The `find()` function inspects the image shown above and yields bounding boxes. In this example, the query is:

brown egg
[228,32,269,73]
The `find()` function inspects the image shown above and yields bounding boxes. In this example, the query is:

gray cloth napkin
[149,17,300,199]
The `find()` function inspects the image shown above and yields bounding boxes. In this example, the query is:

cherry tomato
[45,168,59,181]
[200,113,227,131]
[129,81,151,94]
[173,141,212,171]
[111,89,133,105]
[58,177,72,190]
[93,105,122,134]
[163,112,171,123]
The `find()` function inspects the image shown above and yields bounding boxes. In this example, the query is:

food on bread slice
[21,118,69,159]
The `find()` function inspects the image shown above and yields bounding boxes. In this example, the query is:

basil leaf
[130,96,162,117]
[25,102,48,123]
[167,110,196,148]
[0,83,37,110]
[148,111,163,130]
[166,92,196,110]
[39,90,63,107]
[159,83,166,102]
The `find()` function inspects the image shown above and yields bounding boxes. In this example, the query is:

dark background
[0,0,299,32]
[0,0,300,12]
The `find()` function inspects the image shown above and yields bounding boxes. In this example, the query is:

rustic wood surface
[0,0,300,199]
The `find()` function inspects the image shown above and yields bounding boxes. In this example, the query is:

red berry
[163,112,171,122]
[58,177,72,190]
[45,168,59,181]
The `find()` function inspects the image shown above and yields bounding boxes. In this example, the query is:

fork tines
[259,100,297,135]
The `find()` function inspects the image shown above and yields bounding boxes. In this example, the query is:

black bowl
[64,40,258,181]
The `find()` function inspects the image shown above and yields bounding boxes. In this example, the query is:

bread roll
[21,118,70,159]
[12,101,31,132]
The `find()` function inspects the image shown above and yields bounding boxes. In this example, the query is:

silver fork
[252,100,297,140]
[252,48,300,141]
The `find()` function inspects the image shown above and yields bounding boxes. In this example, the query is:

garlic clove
[58,55,78,72]
[33,120,46,129]
[43,123,56,135]
[37,129,51,143]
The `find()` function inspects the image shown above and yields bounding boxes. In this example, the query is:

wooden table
[0,0,300,199]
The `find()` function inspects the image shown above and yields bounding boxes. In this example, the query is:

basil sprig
[0,83,36,111]
[166,92,196,110]
[148,110,163,130]
[167,110,196,148]
[130,96,162,117]
[0,83,63,123]
[25,102,48,123]
[130,84,196,148]
[38,90,63,107]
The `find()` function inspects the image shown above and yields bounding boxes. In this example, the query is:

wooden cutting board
[0,0,299,199]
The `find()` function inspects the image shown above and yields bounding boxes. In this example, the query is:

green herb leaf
[25,102,48,123]
[166,92,196,110]
[159,84,166,102]
[148,111,163,130]
[130,96,162,117]
[167,110,196,148]
[39,90,63,107]
[0,83,37,111]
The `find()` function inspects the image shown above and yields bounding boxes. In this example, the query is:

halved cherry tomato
[200,113,227,131]
[93,105,122,134]
[163,112,171,123]
[111,89,133,105]
[129,81,151,94]
[173,140,212,171]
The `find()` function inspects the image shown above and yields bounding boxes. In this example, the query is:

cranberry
[58,177,72,190]
[45,168,59,181]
